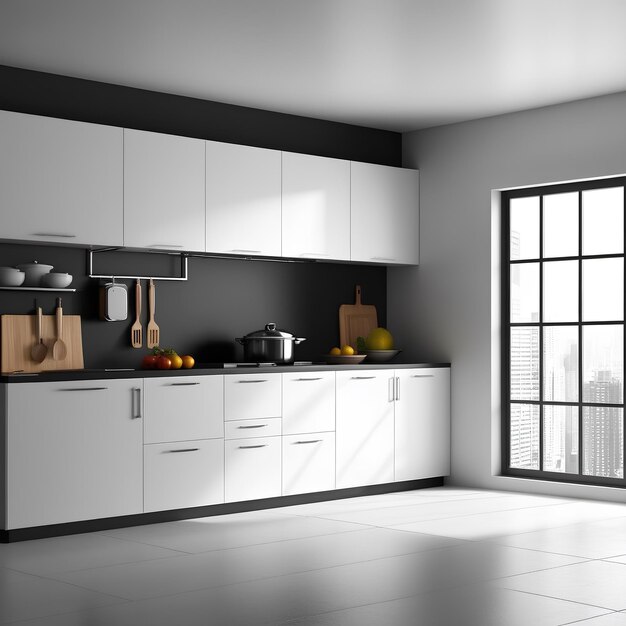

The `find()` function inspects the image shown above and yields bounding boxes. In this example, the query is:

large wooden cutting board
[1,314,84,373]
[339,285,378,349]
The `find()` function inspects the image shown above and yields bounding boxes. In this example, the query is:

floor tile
[0,532,182,576]
[52,527,463,600]
[494,560,626,611]
[563,613,626,625]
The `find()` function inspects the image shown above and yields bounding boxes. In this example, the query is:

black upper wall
[0,65,401,368]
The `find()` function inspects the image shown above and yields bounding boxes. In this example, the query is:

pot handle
[295,337,307,344]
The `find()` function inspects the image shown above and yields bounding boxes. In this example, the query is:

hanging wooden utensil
[30,306,48,363]
[131,279,143,348]
[52,297,68,360]
[147,279,160,349]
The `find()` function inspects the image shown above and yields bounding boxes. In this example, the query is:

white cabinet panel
[144,439,224,513]
[282,372,335,435]
[124,128,205,251]
[395,368,451,481]
[144,376,224,444]
[224,436,281,502]
[0,110,123,246]
[6,380,143,529]
[351,162,419,265]
[224,373,282,421]
[282,152,350,260]
[206,141,281,257]
[225,417,281,440]
[282,432,335,496]
[335,370,395,489]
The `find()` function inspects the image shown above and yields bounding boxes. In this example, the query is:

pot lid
[242,322,297,340]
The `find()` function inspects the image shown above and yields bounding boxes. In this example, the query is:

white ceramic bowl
[41,272,73,289]
[15,262,53,286]
[0,267,25,287]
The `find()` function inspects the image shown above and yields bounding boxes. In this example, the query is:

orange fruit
[341,345,355,356]
[181,355,195,369]
[329,347,341,356]
[366,328,394,350]
[169,354,183,369]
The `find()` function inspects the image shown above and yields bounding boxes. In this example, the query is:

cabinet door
[224,373,282,421]
[335,370,394,489]
[282,152,350,260]
[0,110,123,246]
[6,380,143,529]
[124,128,205,251]
[206,141,281,257]
[394,368,450,481]
[144,438,224,512]
[282,432,335,496]
[224,436,281,502]
[350,162,419,265]
[282,371,335,435]
[144,375,224,444]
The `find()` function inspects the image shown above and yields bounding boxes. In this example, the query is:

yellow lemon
[341,345,355,356]
[366,327,394,350]
[329,347,341,356]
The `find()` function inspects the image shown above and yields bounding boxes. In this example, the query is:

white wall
[390,91,626,502]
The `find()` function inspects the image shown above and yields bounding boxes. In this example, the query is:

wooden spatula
[147,279,160,349]
[131,279,143,348]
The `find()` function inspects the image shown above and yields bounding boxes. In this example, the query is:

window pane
[543,405,579,473]
[510,196,539,260]
[583,407,624,478]
[543,260,578,322]
[582,187,624,256]
[543,326,578,401]
[543,192,578,258]
[583,325,623,404]
[582,258,623,322]
[510,327,540,400]
[510,263,539,323]
[510,404,540,470]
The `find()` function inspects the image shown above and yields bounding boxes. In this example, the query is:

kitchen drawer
[282,371,335,434]
[224,436,281,502]
[144,376,224,444]
[144,438,224,513]
[224,417,282,440]
[224,373,281,421]
[282,432,335,496]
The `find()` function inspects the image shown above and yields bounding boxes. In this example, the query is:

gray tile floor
[2,487,626,625]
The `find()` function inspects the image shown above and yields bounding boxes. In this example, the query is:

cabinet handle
[298,252,329,257]
[293,377,323,382]
[389,377,395,402]
[133,387,142,419]
[237,424,267,429]
[237,379,268,383]
[150,243,184,248]
[370,256,397,262]
[31,232,77,238]
[294,439,322,445]
[229,249,262,254]
[350,376,376,380]
[238,444,268,449]
[58,387,108,392]
[411,374,434,378]
[165,448,199,453]
[395,376,400,401]
[168,382,200,386]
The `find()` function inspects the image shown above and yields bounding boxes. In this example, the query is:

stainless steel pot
[235,323,306,364]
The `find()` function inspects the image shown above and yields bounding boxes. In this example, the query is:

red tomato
[156,355,172,369]
[142,355,158,369]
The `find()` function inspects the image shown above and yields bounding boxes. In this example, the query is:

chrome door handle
[168,382,200,386]
[388,377,395,402]
[165,448,199,453]
[238,444,268,449]
[395,377,400,401]
[293,377,323,382]
[411,374,434,378]
[133,387,142,419]
[237,424,267,429]
[31,232,77,238]
[237,379,268,383]
[294,439,322,444]
[58,387,108,391]
[350,376,375,380]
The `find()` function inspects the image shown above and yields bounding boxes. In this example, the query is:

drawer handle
[150,243,184,248]
[294,439,322,445]
[350,376,376,380]
[165,448,200,453]
[293,377,323,382]
[168,382,200,386]
[411,374,434,378]
[32,232,77,238]
[370,256,397,262]
[133,387,142,419]
[237,379,268,384]
[229,249,262,254]
[237,424,267,429]
[58,387,108,391]
[238,444,268,449]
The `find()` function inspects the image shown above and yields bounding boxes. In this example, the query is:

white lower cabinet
[5,380,143,529]
[282,432,335,496]
[335,370,395,489]
[224,373,282,421]
[282,372,335,434]
[144,439,224,513]
[224,436,282,502]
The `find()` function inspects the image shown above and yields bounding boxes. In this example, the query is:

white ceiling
[1,0,626,132]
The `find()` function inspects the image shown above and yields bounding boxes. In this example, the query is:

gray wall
[390,91,626,502]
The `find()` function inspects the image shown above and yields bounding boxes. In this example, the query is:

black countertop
[1,362,451,383]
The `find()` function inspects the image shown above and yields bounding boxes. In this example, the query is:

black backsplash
[0,65,399,368]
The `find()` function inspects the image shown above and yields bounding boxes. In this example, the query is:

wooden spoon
[52,298,68,360]
[31,306,48,363]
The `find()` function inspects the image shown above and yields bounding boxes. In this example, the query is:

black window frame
[502,176,626,487]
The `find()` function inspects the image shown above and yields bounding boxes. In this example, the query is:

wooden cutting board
[339,285,378,349]
[1,314,84,373]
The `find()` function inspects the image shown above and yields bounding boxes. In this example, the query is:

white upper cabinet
[206,141,282,257]
[350,162,419,265]
[281,152,350,261]
[0,110,123,246]
[124,128,205,251]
